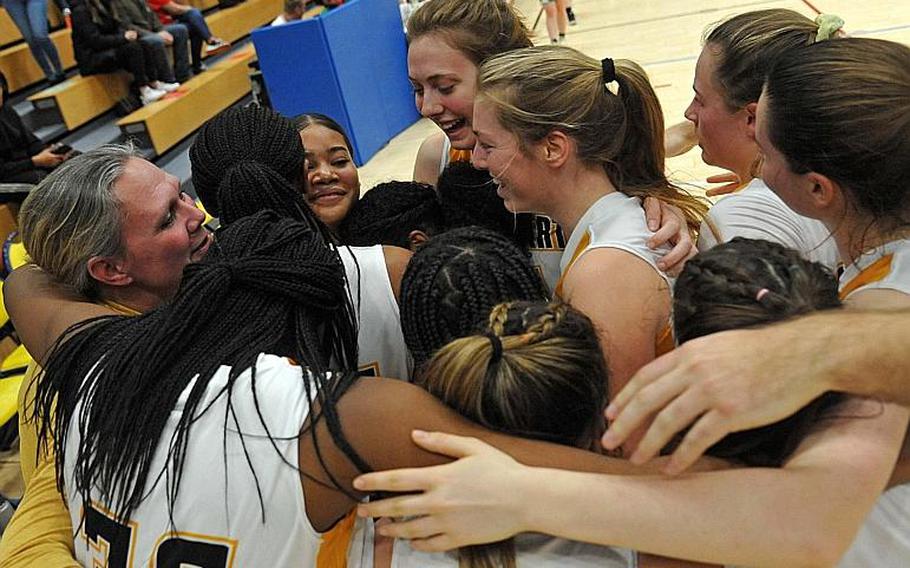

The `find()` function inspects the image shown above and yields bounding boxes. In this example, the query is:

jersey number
[85,502,234,567]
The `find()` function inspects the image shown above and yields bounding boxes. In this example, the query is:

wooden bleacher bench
[0,9,21,49]
[205,0,283,48]
[117,45,256,155]
[28,72,131,131]
[0,27,75,92]
[0,6,64,49]
[187,0,220,12]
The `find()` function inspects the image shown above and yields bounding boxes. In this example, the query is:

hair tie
[601,57,616,84]
[601,58,619,95]
[814,14,845,42]
[485,332,503,364]
[755,288,770,302]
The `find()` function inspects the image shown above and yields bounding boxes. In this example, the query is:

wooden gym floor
[358,0,910,192]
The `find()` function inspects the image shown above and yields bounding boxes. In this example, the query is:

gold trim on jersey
[839,254,894,300]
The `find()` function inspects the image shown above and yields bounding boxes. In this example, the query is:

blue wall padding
[252,0,420,165]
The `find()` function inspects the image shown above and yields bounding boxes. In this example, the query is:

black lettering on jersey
[155,536,232,568]
[84,502,136,568]
[358,361,380,377]
[531,216,566,251]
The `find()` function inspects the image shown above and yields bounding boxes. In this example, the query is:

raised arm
[605,308,910,473]
[356,394,907,567]
[298,376,700,532]
[413,132,447,187]
[4,265,117,364]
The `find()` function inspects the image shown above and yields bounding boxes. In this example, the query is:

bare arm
[297,377,707,531]
[4,266,117,364]
[664,121,697,158]
[605,297,910,472]
[413,132,447,187]
[562,249,670,422]
[380,245,412,303]
[356,396,907,567]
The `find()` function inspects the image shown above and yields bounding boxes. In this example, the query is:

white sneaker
[204,39,230,55]
[139,85,167,105]
[152,81,180,93]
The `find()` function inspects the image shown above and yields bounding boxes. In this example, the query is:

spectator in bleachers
[70,0,172,105]
[271,0,304,25]
[145,0,228,75]
[3,0,66,83]
[0,71,71,185]
[108,0,191,83]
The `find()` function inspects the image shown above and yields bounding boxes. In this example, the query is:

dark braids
[400,226,548,367]
[674,237,841,340]
[190,106,306,219]
[33,211,364,524]
[670,237,844,467]
[437,161,516,239]
[339,181,444,248]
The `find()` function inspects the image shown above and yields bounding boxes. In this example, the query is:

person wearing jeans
[2,0,65,82]
[146,0,228,74]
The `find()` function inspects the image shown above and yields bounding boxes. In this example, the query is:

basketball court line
[564,0,789,37]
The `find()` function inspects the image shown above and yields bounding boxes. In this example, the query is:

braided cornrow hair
[33,210,364,524]
[190,106,306,219]
[400,226,548,367]
[671,237,844,466]
[339,181,444,248]
[418,300,607,568]
[437,161,516,239]
[189,107,359,342]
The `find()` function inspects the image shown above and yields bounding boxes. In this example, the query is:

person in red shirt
[145,0,228,74]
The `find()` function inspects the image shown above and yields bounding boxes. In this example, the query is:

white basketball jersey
[836,239,910,566]
[697,178,839,270]
[838,238,910,299]
[558,192,673,294]
[66,354,345,568]
[339,245,412,380]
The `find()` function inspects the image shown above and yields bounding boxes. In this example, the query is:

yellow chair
[0,280,31,449]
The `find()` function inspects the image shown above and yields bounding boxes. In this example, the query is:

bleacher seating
[22,0,284,140]
[188,0,220,11]
[0,9,21,49]
[0,6,64,49]
[117,45,256,155]
[0,27,75,92]
[205,0,283,47]
[28,72,131,131]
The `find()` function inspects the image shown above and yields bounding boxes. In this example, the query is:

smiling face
[114,158,211,300]
[471,97,544,214]
[684,47,758,177]
[408,33,479,150]
[301,124,361,231]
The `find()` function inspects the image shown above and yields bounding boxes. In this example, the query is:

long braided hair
[672,237,844,466]
[418,300,607,568]
[339,180,444,248]
[400,227,548,367]
[188,107,360,363]
[33,211,364,524]
[437,161,517,239]
[189,106,307,219]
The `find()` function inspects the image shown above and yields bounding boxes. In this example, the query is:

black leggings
[84,40,167,86]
